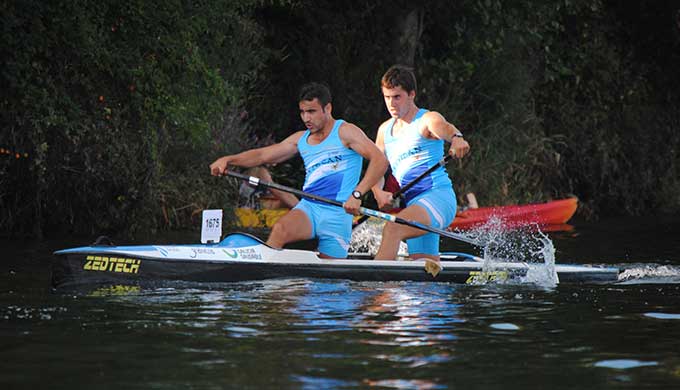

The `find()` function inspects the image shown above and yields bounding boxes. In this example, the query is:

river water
[2,216,680,389]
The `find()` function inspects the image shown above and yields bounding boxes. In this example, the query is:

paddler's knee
[268,221,289,246]
[268,219,306,246]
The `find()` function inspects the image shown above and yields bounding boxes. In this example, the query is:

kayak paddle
[353,154,453,230]
[225,169,480,247]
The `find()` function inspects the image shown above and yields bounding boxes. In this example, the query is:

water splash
[350,215,561,287]
[349,220,407,255]
[461,217,559,287]
[618,264,680,283]
[522,230,559,286]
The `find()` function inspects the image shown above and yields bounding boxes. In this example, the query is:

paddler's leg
[407,188,458,276]
[395,205,443,277]
[375,187,457,276]
[374,204,431,260]
[267,208,312,249]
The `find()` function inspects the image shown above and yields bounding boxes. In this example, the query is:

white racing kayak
[52,232,620,287]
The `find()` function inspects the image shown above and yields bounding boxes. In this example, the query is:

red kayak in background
[449,197,578,231]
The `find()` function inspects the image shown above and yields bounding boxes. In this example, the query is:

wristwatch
[352,190,362,200]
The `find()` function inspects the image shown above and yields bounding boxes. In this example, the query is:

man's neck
[396,105,418,125]
[308,118,335,143]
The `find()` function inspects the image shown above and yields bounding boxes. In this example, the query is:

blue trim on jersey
[300,171,346,199]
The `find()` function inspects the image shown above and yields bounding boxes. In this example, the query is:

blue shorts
[293,199,353,258]
[405,187,457,256]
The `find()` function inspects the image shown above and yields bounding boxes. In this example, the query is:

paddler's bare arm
[422,111,470,159]
[370,121,394,209]
[339,122,388,214]
[210,132,303,176]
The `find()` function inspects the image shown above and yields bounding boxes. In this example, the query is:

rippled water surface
[2,216,680,389]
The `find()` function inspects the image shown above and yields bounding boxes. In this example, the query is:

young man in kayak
[371,65,470,275]
[210,82,388,258]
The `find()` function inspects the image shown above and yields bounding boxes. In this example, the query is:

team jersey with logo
[298,119,362,202]
[383,108,453,203]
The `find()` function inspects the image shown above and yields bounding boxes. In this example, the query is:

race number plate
[201,209,223,244]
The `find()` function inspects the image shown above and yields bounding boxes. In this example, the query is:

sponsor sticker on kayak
[84,255,141,274]
[221,248,262,260]
[148,246,264,261]
[466,270,508,284]
[233,248,262,260]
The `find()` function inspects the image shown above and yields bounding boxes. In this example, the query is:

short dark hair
[298,82,332,106]
[381,65,417,94]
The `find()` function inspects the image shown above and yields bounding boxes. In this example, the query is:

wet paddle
[225,169,480,247]
[353,155,453,229]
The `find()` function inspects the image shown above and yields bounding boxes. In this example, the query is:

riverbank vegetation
[2,0,679,237]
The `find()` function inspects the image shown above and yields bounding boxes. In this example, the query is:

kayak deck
[51,233,620,287]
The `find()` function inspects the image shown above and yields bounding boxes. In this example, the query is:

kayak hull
[52,233,618,287]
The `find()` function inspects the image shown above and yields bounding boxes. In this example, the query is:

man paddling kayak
[210,82,387,258]
[371,65,470,275]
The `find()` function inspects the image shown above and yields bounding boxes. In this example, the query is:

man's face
[299,98,330,133]
[382,85,415,119]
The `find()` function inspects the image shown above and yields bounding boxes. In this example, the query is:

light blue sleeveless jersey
[384,108,453,203]
[298,119,363,202]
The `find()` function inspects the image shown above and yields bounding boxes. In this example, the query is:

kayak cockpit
[217,232,269,248]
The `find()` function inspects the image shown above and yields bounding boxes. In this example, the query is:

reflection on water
[3,215,680,388]
[293,281,463,348]
[489,322,520,330]
[644,312,680,320]
[594,359,659,369]
[3,275,680,388]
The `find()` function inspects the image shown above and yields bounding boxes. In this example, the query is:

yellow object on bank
[235,207,364,228]
[234,208,289,228]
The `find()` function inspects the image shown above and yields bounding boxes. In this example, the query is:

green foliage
[407,0,577,206]
[2,0,678,238]
[531,0,680,215]
[410,0,680,212]
[1,0,269,237]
